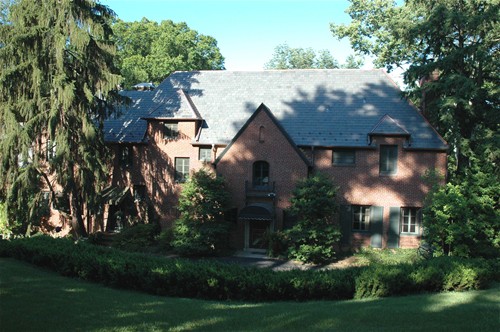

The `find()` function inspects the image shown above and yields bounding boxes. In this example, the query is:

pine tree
[0,0,121,237]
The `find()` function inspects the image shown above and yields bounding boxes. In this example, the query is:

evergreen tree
[284,173,341,264]
[0,0,121,237]
[171,169,229,256]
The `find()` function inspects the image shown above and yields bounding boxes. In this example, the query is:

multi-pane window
[253,161,269,187]
[199,147,211,162]
[352,205,370,231]
[379,145,398,175]
[175,157,190,182]
[120,146,133,168]
[401,207,420,234]
[163,122,179,139]
[333,149,355,165]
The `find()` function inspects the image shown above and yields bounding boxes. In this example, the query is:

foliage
[423,166,500,258]
[171,169,230,256]
[284,173,341,264]
[111,223,161,253]
[1,236,498,303]
[332,0,500,258]
[331,0,499,178]
[0,0,122,237]
[112,18,225,88]
[2,259,500,332]
[354,247,420,266]
[264,43,364,70]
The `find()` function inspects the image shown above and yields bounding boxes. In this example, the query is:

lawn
[1,258,499,332]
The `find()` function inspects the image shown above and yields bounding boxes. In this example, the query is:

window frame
[198,147,211,162]
[352,205,371,232]
[174,157,190,183]
[379,145,398,175]
[120,145,133,168]
[401,207,421,235]
[333,149,356,166]
[163,122,179,140]
[252,160,270,188]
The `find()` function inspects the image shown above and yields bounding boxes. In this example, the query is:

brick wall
[216,108,309,247]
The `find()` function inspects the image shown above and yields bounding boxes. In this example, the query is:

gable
[105,70,447,150]
[215,103,310,167]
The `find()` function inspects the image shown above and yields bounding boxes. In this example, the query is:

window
[199,147,211,162]
[133,185,146,202]
[259,126,265,143]
[46,139,56,160]
[120,146,133,168]
[333,149,355,165]
[352,205,370,231]
[175,157,190,182]
[379,145,398,175]
[253,161,269,187]
[163,122,179,139]
[401,207,421,234]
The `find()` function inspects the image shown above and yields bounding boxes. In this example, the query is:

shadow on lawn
[1,258,499,332]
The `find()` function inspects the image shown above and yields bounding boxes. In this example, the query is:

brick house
[104,69,447,251]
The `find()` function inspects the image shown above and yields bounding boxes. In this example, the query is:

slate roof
[104,69,447,150]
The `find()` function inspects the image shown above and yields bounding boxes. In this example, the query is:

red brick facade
[107,103,446,250]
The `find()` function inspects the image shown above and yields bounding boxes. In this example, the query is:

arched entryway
[239,203,274,252]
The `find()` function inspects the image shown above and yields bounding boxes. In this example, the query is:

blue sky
[100,0,363,71]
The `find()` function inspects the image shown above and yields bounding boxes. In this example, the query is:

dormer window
[163,122,179,139]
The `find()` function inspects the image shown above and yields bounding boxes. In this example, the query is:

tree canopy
[332,0,499,257]
[0,0,121,237]
[112,18,225,88]
[264,43,363,70]
[331,0,499,178]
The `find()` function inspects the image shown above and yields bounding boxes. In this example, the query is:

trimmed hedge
[0,236,498,302]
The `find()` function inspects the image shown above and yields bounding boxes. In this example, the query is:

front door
[244,220,270,252]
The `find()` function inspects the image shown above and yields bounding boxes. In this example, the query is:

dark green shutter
[388,207,401,248]
[340,205,352,245]
[370,206,384,248]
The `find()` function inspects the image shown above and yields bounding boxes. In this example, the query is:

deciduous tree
[112,18,225,88]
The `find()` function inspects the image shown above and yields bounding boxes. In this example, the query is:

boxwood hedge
[0,236,497,302]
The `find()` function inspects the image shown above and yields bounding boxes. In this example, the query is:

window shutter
[388,207,400,248]
[339,205,352,245]
[370,206,384,248]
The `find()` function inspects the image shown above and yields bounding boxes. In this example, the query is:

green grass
[1,258,499,332]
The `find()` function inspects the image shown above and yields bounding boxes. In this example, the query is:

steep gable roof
[370,114,410,136]
[215,103,311,166]
[105,70,447,150]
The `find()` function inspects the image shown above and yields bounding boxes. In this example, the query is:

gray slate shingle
[104,69,447,150]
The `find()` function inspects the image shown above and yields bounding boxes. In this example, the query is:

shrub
[1,236,497,302]
[171,169,230,256]
[112,223,161,253]
[284,173,341,264]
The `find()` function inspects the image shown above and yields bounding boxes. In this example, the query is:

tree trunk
[69,187,87,238]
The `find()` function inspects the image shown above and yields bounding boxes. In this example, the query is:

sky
[100,0,364,71]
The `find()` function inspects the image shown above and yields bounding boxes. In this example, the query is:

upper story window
[46,139,56,160]
[253,161,269,188]
[163,122,179,139]
[352,205,370,231]
[401,207,421,234]
[120,145,133,168]
[379,145,398,175]
[259,126,265,143]
[199,147,211,162]
[333,149,355,165]
[175,157,190,183]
